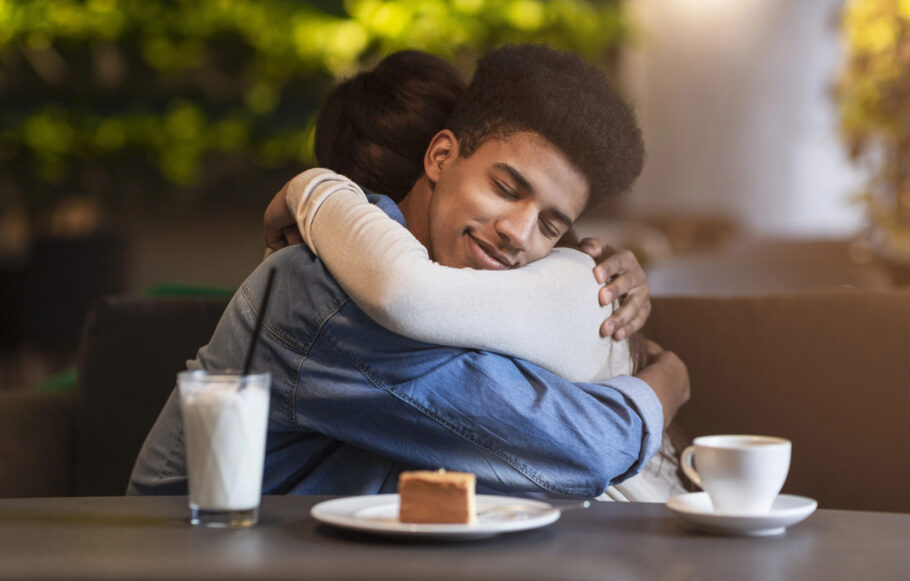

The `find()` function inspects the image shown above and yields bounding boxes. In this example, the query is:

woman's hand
[576,237,652,341]
[264,180,303,250]
[634,339,690,429]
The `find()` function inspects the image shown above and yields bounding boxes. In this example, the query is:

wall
[123,210,263,294]
[613,0,865,237]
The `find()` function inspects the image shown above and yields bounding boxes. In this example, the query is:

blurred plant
[0,0,630,225]
[837,0,910,261]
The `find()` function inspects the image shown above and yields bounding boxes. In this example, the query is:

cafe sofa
[1,291,908,513]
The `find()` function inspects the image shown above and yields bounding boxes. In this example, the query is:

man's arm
[295,339,666,497]
[634,340,690,429]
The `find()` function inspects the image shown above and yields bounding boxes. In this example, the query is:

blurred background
[1,0,908,391]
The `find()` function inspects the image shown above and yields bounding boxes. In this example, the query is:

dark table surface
[1,495,909,580]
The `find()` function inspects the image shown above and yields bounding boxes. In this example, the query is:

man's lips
[467,234,511,270]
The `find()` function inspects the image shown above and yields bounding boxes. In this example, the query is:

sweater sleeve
[285,168,633,383]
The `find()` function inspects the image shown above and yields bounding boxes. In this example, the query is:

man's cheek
[528,241,557,264]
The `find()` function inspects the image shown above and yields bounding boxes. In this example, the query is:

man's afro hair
[446,44,644,207]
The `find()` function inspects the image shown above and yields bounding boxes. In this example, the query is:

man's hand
[264,181,302,250]
[634,339,690,429]
[576,237,651,341]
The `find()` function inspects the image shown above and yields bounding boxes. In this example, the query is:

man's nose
[495,203,536,253]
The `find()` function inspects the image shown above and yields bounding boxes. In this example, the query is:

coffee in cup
[680,435,791,515]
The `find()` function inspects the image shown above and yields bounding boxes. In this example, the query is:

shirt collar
[364,190,407,228]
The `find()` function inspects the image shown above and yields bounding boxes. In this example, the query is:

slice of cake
[398,469,477,524]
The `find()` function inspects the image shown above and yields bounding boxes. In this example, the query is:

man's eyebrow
[550,209,574,229]
[494,163,533,193]
[494,162,574,229]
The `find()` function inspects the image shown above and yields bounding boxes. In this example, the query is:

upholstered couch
[2,292,908,513]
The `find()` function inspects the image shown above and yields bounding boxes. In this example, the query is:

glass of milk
[177,370,270,528]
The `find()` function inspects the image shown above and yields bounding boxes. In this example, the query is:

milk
[178,373,270,513]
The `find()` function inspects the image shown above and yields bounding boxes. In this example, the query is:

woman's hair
[314,50,467,202]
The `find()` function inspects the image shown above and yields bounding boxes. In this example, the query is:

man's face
[426,131,589,270]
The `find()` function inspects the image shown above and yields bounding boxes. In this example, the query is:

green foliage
[836,0,910,258]
[0,0,629,215]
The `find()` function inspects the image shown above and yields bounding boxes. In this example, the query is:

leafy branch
[0,0,629,217]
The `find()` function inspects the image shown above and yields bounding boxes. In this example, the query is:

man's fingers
[601,292,645,337]
[596,243,620,260]
[594,249,636,284]
[614,302,651,340]
[598,270,646,305]
[599,278,628,305]
[601,293,651,339]
[600,301,630,337]
[592,245,652,338]
[578,237,605,259]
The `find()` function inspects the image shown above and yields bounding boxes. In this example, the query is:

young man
[129,45,689,498]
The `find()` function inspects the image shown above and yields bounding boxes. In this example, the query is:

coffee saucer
[666,492,817,536]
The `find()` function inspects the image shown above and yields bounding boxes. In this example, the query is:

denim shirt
[128,194,663,498]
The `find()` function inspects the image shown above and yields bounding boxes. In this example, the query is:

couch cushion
[646,290,910,512]
[73,296,228,496]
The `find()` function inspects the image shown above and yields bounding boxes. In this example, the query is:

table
[1,496,908,580]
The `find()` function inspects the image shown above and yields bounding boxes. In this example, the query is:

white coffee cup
[680,435,791,515]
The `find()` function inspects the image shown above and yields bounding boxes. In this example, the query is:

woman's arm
[284,169,632,383]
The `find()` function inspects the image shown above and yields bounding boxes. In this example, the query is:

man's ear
[423,129,458,185]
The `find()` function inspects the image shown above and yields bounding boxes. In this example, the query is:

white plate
[666,492,817,536]
[311,494,561,540]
